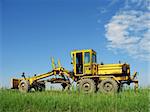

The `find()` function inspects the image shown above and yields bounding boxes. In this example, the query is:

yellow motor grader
[11,49,138,93]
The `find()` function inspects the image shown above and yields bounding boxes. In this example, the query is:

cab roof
[71,49,96,54]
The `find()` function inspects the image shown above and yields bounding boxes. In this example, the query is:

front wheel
[18,80,30,93]
[79,79,96,93]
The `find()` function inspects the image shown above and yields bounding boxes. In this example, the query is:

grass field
[0,89,149,112]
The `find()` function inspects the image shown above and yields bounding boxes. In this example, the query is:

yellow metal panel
[98,64,123,75]
[98,69,122,75]
[115,76,129,81]
[92,64,97,75]
[84,65,92,74]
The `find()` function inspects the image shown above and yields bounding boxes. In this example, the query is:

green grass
[0,89,149,112]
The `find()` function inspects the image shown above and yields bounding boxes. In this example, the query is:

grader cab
[71,49,97,76]
[11,49,138,93]
[71,49,138,93]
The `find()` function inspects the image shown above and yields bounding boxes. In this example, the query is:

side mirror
[71,62,73,64]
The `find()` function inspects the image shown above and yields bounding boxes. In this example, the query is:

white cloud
[105,10,150,61]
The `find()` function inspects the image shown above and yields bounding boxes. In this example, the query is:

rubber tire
[79,79,96,94]
[38,84,45,91]
[30,85,45,92]
[18,80,29,93]
[34,83,45,92]
[98,78,118,94]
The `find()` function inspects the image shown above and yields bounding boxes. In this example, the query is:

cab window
[92,53,96,63]
[84,52,90,64]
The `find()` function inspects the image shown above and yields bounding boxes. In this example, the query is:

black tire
[18,80,30,93]
[79,79,96,93]
[35,83,45,92]
[37,85,45,91]
[98,78,118,93]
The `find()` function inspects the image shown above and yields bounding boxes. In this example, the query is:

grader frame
[11,49,138,93]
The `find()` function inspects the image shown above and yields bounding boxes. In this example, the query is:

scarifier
[11,49,138,93]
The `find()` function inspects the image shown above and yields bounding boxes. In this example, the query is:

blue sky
[0,0,150,87]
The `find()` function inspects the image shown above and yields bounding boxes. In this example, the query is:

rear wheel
[98,78,118,93]
[32,82,45,92]
[18,80,29,93]
[79,79,96,93]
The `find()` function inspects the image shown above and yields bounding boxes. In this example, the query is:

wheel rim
[30,87,36,92]
[19,81,29,92]
[82,83,91,91]
[103,82,113,92]
[79,79,96,93]
[20,83,26,91]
